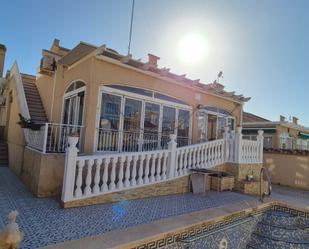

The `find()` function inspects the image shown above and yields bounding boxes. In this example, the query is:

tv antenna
[127,0,135,55]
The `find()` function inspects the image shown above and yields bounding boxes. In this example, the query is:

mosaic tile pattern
[162,209,309,249]
[0,168,255,249]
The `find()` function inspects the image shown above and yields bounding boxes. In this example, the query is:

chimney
[147,53,160,67]
[292,116,298,125]
[0,44,6,78]
[280,115,286,122]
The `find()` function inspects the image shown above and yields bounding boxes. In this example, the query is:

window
[97,86,192,152]
[177,110,190,146]
[65,81,85,93]
[100,93,121,130]
[197,109,235,141]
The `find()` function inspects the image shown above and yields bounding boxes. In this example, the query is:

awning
[299,132,309,140]
[242,128,276,135]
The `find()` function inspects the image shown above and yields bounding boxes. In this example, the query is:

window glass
[217,117,226,139]
[177,110,190,146]
[144,102,160,134]
[197,112,207,142]
[124,98,142,132]
[162,106,176,134]
[65,81,85,93]
[100,93,121,130]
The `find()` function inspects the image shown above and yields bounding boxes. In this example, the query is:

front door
[63,91,85,126]
[61,91,85,149]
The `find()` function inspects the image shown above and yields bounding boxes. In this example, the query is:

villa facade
[243,112,309,151]
[0,40,265,205]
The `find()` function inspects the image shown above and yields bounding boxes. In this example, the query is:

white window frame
[197,109,235,141]
[95,85,192,152]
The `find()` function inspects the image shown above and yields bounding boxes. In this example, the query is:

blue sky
[1,0,308,125]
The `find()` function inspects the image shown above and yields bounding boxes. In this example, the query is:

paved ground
[0,167,308,249]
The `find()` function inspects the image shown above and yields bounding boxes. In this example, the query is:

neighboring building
[243,112,309,150]
[0,39,252,197]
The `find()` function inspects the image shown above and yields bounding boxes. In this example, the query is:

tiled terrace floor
[0,167,308,249]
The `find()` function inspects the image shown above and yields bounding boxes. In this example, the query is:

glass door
[161,106,176,148]
[143,102,160,150]
[97,93,122,151]
[123,98,142,151]
[207,114,217,140]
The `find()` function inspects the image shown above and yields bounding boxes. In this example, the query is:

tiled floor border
[131,201,309,249]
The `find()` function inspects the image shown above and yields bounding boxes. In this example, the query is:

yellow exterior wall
[6,76,26,175]
[21,147,65,197]
[273,125,302,148]
[264,152,309,190]
[35,54,243,154]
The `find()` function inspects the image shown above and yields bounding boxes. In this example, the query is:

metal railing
[260,167,272,202]
[96,128,191,152]
[26,123,84,153]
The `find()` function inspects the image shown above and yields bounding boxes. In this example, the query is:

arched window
[65,81,86,94]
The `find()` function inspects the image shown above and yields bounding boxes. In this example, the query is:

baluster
[150,153,156,183]
[93,158,102,194]
[100,158,109,192]
[192,147,196,169]
[109,157,116,190]
[155,153,162,181]
[187,148,192,169]
[179,150,184,175]
[200,146,204,167]
[84,159,94,195]
[74,160,85,197]
[117,156,125,189]
[124,155,132,188]
[131,155,138,186]
[161,152,167,180]
[137,154,145,185]
[144,154,150,184]
[211,143,215,166]
[199,146,203,166]
[183,149,188,172]
[196,147,200,167]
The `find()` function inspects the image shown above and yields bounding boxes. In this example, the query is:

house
[0,40,265,206]
[243,112,309,150]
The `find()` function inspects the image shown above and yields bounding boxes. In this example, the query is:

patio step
[0,142,8,166]
[23,80,48,124]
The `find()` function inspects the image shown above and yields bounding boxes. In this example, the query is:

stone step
[253,223,309,243]
[247,234,309,249]
[261,211,307,229]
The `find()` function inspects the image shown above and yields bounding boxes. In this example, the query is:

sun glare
[177,33,208,65]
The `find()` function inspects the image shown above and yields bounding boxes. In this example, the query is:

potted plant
[68,131,80,147]
[17,113,32,128]
[17,113,44,130]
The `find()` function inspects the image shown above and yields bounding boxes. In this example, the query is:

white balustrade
[61,128,265,203]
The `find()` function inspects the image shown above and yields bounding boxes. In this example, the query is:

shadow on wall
[264,152,309,190]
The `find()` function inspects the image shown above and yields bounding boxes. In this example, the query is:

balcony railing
[25,123,84,153]
[96,128,191,152]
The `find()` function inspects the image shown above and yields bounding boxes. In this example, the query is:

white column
[61,136,79,203]
[167,134,177,178]
[257,130,264,163]
[234,127,243,164]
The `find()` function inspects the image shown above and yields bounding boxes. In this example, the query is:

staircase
[0,142,8,166]
[247,210,309,249]
[22,78,48,123]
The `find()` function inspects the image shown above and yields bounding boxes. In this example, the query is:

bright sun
[177,33,208,65]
